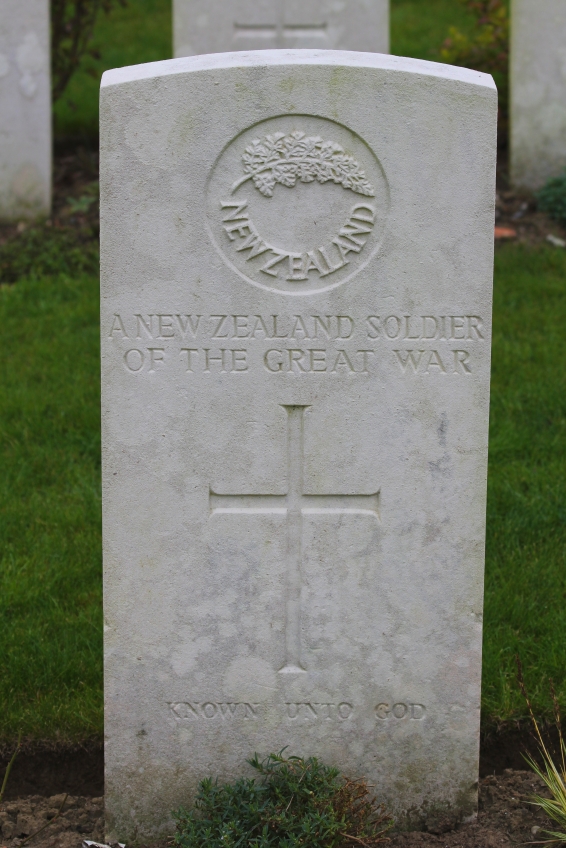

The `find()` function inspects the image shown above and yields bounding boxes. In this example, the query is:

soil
[495,186,566,246]
[1,722,564,847]
[494,150,566,246]
[0,769,556,848]
[390,770,554,848]
[2,719,564,848]
[0,144,100,248]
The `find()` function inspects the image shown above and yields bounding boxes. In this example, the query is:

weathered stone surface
[173,0,389,57]
[0,0,51,221]
[101,50,497,842]
[511,0,566,189]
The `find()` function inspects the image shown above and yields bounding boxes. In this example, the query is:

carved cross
[234,0,327,47]
[210,405,380,673]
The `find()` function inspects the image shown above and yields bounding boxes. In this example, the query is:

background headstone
[173,0,389,57]
[510,0,566,190]
[0,0,51,221]
[101,50,497,842]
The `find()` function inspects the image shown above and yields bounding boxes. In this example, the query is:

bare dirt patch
[0,794,105,848]
[495,188,566,246]
[391,770,553,848]
[0,144,99,247]
[495,152,566,246]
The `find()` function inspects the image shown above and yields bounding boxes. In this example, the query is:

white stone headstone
[0,0,51,221]
[101,50,497,842]
[173,0,389,57]
[511,0,566,189]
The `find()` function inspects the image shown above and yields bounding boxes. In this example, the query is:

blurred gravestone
[0,0,51,221]
[100,50,497,842]
[173,0,389,56]
[511,0,566,189]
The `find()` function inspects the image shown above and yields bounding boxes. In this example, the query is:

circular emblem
[206,115,389,296]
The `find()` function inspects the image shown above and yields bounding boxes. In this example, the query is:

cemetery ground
[1,0,566,844]
[0,770,558,848]
[0,145,565,848]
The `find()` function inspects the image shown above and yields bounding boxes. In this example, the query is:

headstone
[101,50,497,842]
[173,0,389,57]
[510,0,566,189]
[0,0,51,221]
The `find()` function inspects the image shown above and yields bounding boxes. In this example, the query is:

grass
[391,0,476,61]
[0,272,102,739]
[0,0,564,741]
[483,245,566,723]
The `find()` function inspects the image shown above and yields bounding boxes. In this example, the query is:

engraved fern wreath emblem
[230,131,375,198]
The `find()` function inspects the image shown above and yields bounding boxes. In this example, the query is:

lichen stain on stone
[278,75,298,97]
[422,517,448,546]
[395,780,478,832]
[387,753,478,831]
[171,112,196,151]
[327,66,356,101]
[234,79,252,99]
[137,553,158,571]
[170,632,213,677]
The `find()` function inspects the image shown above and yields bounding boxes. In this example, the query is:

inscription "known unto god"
[168,701,427,722]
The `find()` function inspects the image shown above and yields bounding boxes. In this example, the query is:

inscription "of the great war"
[107,312,486,376]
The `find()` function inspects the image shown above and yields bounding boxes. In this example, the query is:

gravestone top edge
[100,49,496,91]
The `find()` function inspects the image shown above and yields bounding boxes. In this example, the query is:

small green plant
[517,657,566,843]
[66,192,98,215]
[65,179,99,215]
[439,0,509,142]
[0,225,98,284]
[173,751,392,848]
[537,172,566,228]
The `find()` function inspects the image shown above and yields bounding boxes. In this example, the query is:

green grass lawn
[0,272,102,739]
[391,0,475,61]
[1,0,563,741]
[484,246,566,722]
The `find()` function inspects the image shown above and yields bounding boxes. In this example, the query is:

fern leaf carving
[232,131,375,197]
